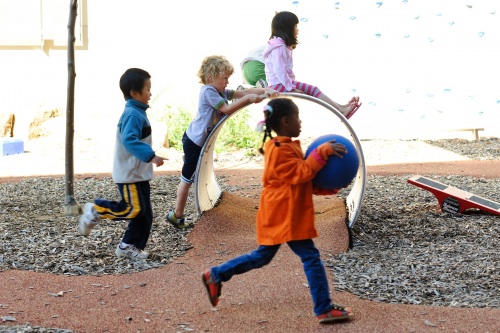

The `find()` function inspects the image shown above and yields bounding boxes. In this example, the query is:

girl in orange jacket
[201,97,354,324]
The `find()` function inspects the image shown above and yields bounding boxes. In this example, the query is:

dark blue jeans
[210,239,332,316]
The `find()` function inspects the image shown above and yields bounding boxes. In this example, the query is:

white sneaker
[78,203,100,236]
[115,244,149,260]
[255,79,268,88]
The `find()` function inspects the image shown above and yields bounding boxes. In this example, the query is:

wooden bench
[449,128,484,140]
[407,175,500,215]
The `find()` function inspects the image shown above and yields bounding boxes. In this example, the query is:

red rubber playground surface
[1,160,500,333]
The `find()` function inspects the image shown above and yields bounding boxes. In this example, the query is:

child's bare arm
[218,92,273,116]
[218,88,279,116]
[233,88,279,100]
[217,94,262,115]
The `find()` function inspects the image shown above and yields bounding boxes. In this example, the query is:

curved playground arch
[193,92,366,228]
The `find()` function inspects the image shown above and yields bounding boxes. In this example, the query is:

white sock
[120,242,131,249]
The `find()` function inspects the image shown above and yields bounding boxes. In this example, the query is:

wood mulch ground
[1,159,499,333]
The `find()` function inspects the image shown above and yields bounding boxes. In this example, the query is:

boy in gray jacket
[78,68,166,259]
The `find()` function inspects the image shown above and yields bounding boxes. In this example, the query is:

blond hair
[197,55,234,84]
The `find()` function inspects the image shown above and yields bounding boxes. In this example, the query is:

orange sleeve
[269,143,323,185]
[305,142,334,167]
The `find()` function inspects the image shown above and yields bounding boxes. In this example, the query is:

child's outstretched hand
[257,90,280,100]
[151,155,167,167]
[249,94,268,104]
[264,89,280,98]
[327,140,347,158]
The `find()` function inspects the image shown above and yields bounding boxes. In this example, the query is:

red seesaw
[407,175,500,215]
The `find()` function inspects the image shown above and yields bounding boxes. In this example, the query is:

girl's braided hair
[259,98,298,155]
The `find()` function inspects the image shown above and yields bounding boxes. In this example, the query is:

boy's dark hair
[259,98,298,154]
[270,11,299,47]
[119,68,151,100]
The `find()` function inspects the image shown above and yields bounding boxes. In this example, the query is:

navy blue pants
[210,239,332,316]
[94,181,152,250]
[180,132,202,184]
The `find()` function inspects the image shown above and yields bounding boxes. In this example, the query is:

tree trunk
[64,0,80,216]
